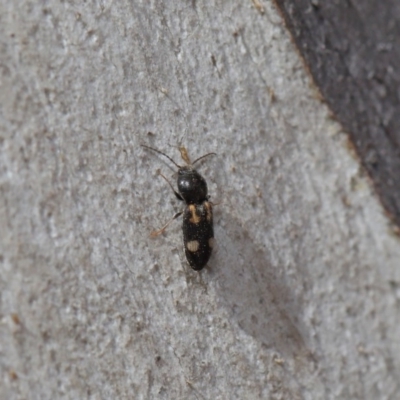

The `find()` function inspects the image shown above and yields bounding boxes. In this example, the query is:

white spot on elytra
[187,240,200,252]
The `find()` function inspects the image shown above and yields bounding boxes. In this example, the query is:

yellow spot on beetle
[187,240,200,252]
[189,204,201,224]
[208,238,215,248]
[204,201,213,222]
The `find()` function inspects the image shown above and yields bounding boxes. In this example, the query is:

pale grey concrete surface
[1,1,400,399]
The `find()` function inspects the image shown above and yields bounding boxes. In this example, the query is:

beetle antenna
[141,144,181,168]
[192,152,217,166]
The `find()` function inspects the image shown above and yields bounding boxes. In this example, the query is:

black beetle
[142,144,216,271]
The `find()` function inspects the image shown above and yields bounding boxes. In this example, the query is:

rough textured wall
[1,1,399,399]
[274,0,400,228]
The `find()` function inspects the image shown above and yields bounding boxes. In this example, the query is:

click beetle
[142,144,216,271]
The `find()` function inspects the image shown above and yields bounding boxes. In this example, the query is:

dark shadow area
[273,0,400,227]
[209,213,318,374]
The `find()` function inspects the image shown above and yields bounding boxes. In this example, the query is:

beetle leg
[209,199,223,206]
[149,212,183,238]
[158,171,183,201]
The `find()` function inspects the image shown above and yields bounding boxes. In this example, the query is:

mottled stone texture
[274,0,400,227]
[0,1,399,399]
